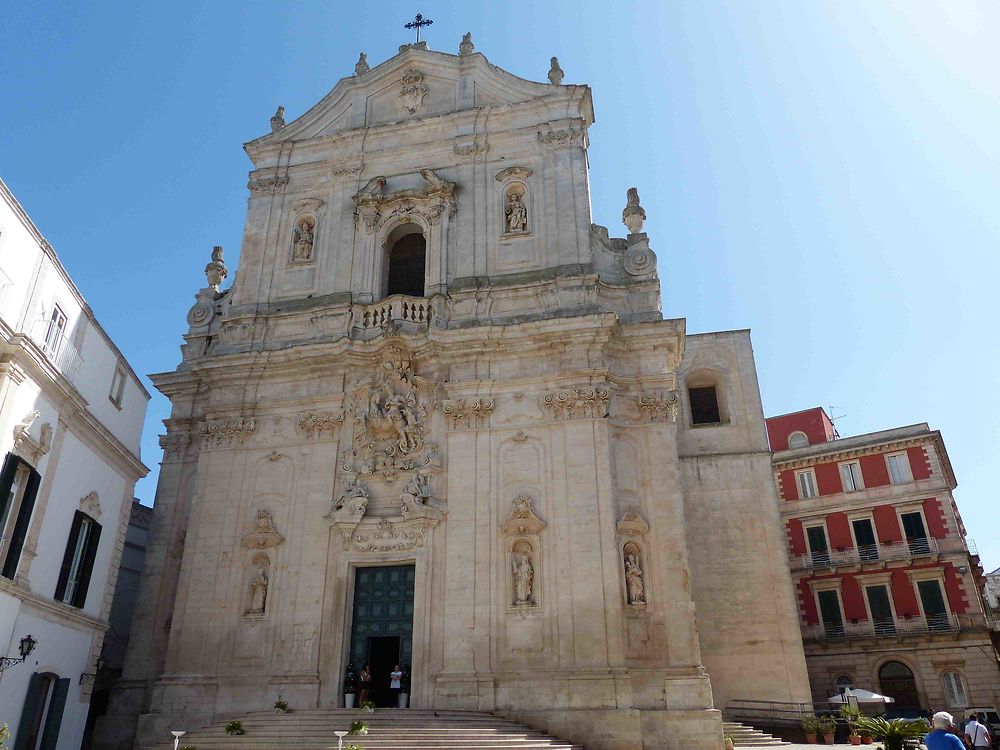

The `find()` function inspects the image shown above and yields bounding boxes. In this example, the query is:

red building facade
[768,408,999,714]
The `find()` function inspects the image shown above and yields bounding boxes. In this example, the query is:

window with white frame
[942,671,968,707]
[43,306,67,357]
[840,461,863,492]
[788,431,809,449]
[796,469,818,499]
[55,510,102,608]
[886,452,912,485]
[0,453,42,580]
[109,364,126,408]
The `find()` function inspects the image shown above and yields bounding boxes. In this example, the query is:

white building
[0,179,149,750]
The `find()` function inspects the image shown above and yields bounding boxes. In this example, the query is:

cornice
[0,576,108,633]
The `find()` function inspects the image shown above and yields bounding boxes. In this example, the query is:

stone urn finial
[270,105,285,132]
[459,32,474,56]
[355,52,370,76]
[622,187,646,234]
[204,245,228,290]
[548,57,564,85]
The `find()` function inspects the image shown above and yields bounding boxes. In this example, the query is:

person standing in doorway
[965,713,992,749]
[390,665,403,706]
[359,665,373,704]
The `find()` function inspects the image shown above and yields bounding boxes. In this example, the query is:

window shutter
[0,452,19,521]
[13,673,44,750]
[2,468,40,580]
[72,519,102,608]
[39,677,69,750]
[54,511,85,602]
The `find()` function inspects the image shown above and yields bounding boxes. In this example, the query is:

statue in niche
[400,473,432,517]
[505,190,528,233]
[625,554,645,605]
[292,217,315,261]
[248,567,269,614]
[512,554,534,605]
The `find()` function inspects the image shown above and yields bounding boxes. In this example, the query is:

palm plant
[855,717,929,750]
[841,705,862,738]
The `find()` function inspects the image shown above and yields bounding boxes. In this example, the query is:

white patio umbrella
[828,688,895,704]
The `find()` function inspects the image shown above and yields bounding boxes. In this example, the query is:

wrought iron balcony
[793,537,957,571]
[30,318,83,384]
[804,612,959,641]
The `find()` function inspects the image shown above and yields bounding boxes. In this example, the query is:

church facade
[98,38,810,750]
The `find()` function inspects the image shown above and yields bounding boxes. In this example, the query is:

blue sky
[2,2,997,569]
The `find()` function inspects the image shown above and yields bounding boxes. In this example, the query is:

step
[722,720,790,747]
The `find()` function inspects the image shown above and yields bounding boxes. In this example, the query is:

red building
[767,407,999,714]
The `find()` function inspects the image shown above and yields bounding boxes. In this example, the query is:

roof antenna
[827,405,845,439]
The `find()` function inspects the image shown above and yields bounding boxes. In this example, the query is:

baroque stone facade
[97,41,809,750]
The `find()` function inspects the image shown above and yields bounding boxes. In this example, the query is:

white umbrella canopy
[828,688,896,704]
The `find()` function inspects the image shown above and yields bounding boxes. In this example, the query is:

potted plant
[224,720,244,736]
[860,731,873,745]
[841,704,862,745]
[802,714,820,744]
[398,663,410,709]
[1,724,11,750]
[348,720,369,736]
[343,663,357,709]
[274,695,289,713]
[359,700,376,713]
[725,735,736,750]
[855,717,930,750]
[819,715,837,744]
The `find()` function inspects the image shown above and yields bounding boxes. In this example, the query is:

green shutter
[13,673,44,750]
[0,453,19,523]
[38,678,69,750]
[54,511,84,602]
[2,468,40,580]
[72,519,102,608]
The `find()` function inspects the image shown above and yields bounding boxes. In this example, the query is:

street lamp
[0,634,37,672]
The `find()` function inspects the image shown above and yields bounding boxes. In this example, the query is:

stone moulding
[442,398,495,429]
[453,136,489,160]
[296,411,344,440]
[200,417,256,448]
[353,171,457,235]
[495,166,533,183]
[502,495,546,537]
[636,391,679,423]
[159,432,192,461]
[537,128,585,149]
[541,388,609,421]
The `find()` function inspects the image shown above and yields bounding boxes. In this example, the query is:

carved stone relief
[291,216,315,262]
[12,410,52,463]
[247,172,289,195]
[537,128,584,149]
[616,506,650,611]
[398,68,428,115]
[453,135,488,160]
[242,509,285,550]
[353,171,456,237]
[504,187,528,234]
[502,496,546,609]
[541,388,609,421]
[159,432,192,461]
[200,417,256,448]
[80,491,101,518]
[296,411,344,440]
[635,391,679,423]
[442,398,494,429]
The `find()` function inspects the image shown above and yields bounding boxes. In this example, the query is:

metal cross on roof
[404,13,433,43]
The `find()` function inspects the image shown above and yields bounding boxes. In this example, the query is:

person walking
[390,665,403,706]
[926,712,967,750]
[965,713,992,749]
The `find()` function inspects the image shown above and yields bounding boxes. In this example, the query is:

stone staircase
[142,708,585,750]
[723,721,790,747]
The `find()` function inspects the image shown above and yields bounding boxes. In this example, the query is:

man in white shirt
[965,714,992,748]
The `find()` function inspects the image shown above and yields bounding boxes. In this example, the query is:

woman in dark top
[359,665,373,703]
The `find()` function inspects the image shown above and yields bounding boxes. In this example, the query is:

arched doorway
[384,225,426,298]
[878,660,921,709]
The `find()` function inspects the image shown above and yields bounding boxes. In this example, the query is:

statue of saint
[292,218,314,261]
[625,554,645,605]
[512,554,534,605]
[248,568,269,614]
[506,192,527,233]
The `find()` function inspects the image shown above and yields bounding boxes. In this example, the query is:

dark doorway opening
[368,636,401,707]
[879,660,921,710]
[385,233,426,297]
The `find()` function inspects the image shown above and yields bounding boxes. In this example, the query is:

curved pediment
[244,45,593,162]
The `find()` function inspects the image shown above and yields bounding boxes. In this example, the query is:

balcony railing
[29,318,83,383]
[352,295,434,332]
[987,614,1000,632]
[804,612,960,641]
[792,536,980,571]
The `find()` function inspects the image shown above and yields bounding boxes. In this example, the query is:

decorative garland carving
[453,136,489,159]
[636,391,679,423]
[398,68,428,115]
[159,433,192,461]
[495,166,533,183]
[296,411,345,440]
[502,495,546,537]
[541,388,609,421]
[537,128,585,149]
[353,170,456,236]
[200,417,256,448]
[442,398,495,429]
[247,174,289,195]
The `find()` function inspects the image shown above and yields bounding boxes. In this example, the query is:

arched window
[879,660,921,709]
[835,675,855,695]
[384,225,426,298]
[942,671,968,708]
[788,431,809,449]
